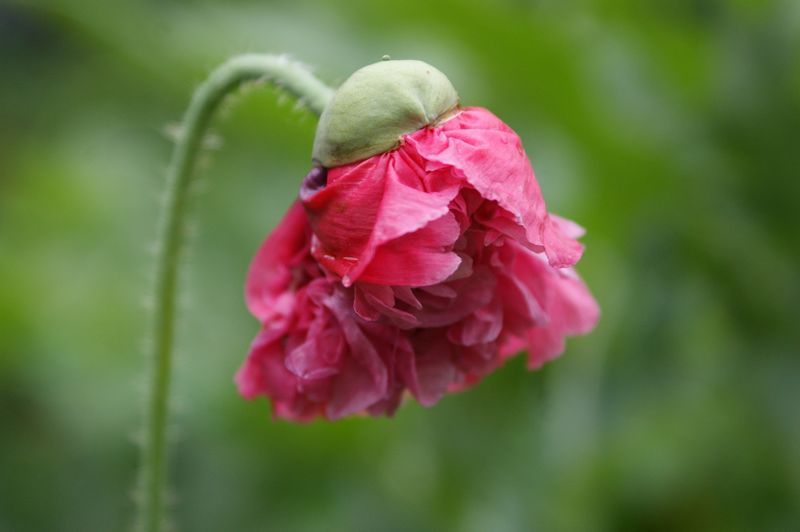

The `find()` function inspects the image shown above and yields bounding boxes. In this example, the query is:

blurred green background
[2,0,799,530]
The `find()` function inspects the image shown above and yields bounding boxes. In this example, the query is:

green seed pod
[312,59,460,168]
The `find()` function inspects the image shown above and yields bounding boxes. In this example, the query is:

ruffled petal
[405,330,457,406]
[406,107,583,267]
[303,152,460,285]
[322,288,389,418]
[354,284,419,327]
[500,240,599,367]
[355,213,462,286]
[447,297,503,347]
[245,201,312,322]
[236,325,293,401]
[409,266,496,328]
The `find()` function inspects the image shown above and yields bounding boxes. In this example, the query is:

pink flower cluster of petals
[237,107,599,421]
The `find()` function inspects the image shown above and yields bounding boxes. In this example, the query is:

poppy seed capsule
[312,59,460,167]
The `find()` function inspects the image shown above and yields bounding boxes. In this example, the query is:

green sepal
[312,59,459,167]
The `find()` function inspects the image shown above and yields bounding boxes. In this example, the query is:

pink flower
[237,106,599,421]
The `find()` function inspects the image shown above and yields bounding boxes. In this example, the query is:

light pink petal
[541,216,585,268]
[406,107,583,268]
[525,270,600,368]
[551,214,586,239]
[504,240,599,368]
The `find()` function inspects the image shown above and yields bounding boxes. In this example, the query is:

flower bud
[312,59,460,167]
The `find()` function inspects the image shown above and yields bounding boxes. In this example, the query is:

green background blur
[2,0,799,530]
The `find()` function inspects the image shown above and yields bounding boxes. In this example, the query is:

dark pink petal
[326,355,383,419]
[236,325,297,401]
[447,298,503,346]
[450,342,503,388]
[409,267,496,328]
[322,288,389,418]
[496,270,547,336]
[352,284,389,321]
[418,283,458,298]
[393,286,422,309]
[245,201,311,322]
[524,269,599,368]
[354,284,419,327]
[356,213,462,286]
[405,330,457,406]
[284,326,344,380]
[501,240,599,367]
[303,152,459,285]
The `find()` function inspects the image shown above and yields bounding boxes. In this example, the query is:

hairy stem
[137,54,333,532]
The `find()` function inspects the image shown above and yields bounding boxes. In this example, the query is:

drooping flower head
[238,59,599,420]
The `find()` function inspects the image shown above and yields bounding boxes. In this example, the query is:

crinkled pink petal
[446,297,503,347]
[409,266,496,328]
[352,284,392,321]
[495,269,547,336]
[405,330,457,406]
[393,286,422,309]
[354,284,419,327]
[284,325,344,381]
[245,201,311,322]
[524,269,599,368]
[499,240,599,367]
[236,325,291,400]
[449,342,502,389]
[326,355,383,419]
[541,216,585,269]
[356,213,462,286]
[405,107,583,268]
[303,152,460,285]
[321,288,390,418]
[550,214,586,239]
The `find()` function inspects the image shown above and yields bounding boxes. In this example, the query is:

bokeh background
[2,0,799,530]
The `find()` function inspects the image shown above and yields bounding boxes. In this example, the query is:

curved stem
[137,54,333,532]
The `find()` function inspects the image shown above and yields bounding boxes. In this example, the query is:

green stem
[137,54,333,532]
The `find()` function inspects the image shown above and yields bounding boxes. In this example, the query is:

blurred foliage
[1,0,799,531]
